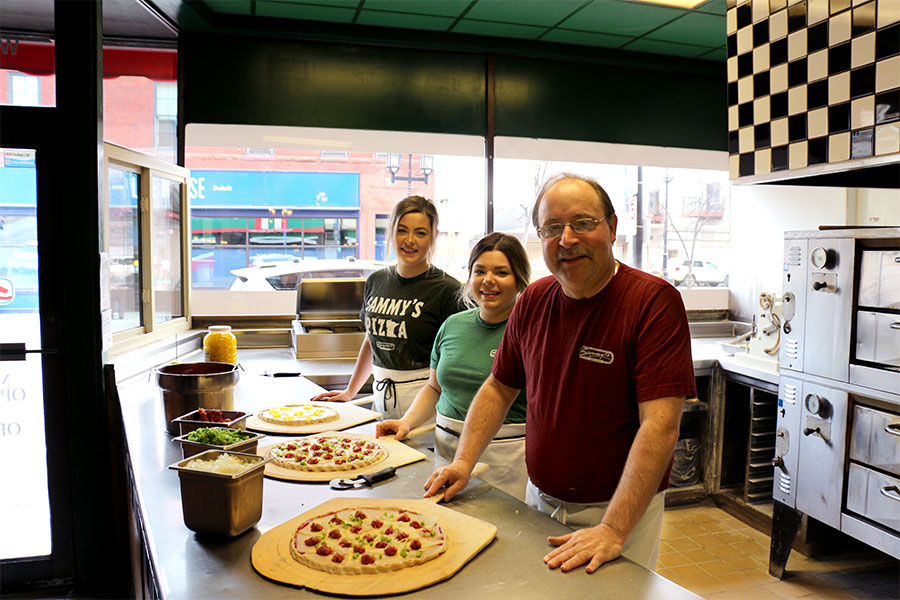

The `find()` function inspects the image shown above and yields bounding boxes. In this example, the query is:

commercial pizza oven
[291,278,367,359]
[771,228,900,575]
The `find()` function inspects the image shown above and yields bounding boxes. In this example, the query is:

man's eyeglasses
[535,216,607,239]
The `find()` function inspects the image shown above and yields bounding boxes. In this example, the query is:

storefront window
[493,138,732,286]
[108,166,141,332]
[0,36,56,108]
[185,126,485,315]
[0,148,51,560]
[151,175,183,323]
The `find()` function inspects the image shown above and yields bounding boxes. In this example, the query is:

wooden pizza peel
[246,400,381,435]
[257,428,431,482]
[251,464,495,596]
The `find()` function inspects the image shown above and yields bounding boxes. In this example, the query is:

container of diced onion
[168,449,270,536]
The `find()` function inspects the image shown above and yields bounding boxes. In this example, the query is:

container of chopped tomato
[172,408,249,436]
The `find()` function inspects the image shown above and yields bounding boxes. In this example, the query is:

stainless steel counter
[117,348,701,599]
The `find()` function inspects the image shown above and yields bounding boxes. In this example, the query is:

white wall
[852,188,900,225]
[729,185,849,321]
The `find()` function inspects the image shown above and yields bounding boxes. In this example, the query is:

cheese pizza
[257,404,339,426]
[267,435,387,472]
[290,506,447,574]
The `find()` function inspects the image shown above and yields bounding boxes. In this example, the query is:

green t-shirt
[431,308,526,424]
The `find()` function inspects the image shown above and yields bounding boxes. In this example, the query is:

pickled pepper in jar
[204,325,237,364]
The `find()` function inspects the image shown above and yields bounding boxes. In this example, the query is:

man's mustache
[556,248,591,261]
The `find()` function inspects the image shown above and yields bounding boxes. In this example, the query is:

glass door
[0,147,51,560]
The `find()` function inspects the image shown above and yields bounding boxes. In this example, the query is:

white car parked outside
[670,260,729,287]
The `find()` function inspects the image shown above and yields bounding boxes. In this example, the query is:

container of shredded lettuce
[184,427,253,445]
[174,427,264,459]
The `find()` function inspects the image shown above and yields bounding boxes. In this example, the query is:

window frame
[104,142,191,355]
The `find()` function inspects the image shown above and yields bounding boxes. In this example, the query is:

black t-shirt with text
[360,266,464,370]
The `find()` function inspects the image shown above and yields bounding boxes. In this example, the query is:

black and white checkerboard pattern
[727,0,900,178]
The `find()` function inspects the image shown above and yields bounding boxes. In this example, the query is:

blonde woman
[311,196,463,419]
[377,232,530,500]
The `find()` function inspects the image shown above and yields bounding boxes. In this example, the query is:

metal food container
[154,362,241,435]
[173,428,265,459]
[168,449,269,537]
[172,409,249,436]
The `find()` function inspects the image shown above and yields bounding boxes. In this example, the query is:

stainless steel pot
[154,362,240,434]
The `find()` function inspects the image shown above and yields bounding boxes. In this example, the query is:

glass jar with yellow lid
[203,325,238,364]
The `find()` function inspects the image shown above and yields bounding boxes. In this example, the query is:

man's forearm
[454,375,518,468]
[599,397,683,541]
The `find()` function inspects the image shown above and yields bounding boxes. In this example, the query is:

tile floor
[657,502,899,599]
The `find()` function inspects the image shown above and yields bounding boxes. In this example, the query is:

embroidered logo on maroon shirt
[578,346,614,364]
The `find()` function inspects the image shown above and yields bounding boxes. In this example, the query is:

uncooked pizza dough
[289,506,447,574]
[257,404,340,426]
[267,435,387,472]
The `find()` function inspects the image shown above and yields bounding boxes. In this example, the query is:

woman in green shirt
[377,232,530,500]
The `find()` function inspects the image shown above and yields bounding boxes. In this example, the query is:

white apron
[525,481,666,571]
[370,365,431,421]
[435,412,528,502]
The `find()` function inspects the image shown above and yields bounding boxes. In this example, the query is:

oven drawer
[856,311,900,368]
[847,464,900,534]
[850,405,900,476]
[858,250,900,310]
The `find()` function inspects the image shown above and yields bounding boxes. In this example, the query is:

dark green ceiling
[194,0,727,61]
[0,1,727,61]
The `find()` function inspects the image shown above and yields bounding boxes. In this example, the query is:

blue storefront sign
[189,170,359,208]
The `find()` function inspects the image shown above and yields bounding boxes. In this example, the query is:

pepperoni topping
[397,514,411,522]
[384,546,398,556]
[339,540,352,548]
[328,529,342,539]
[360,554,375,565]
[410,521,423,529]
[310,444,321,451]
[349,525,362,534]
[395,531,409,541]
[284,452,294,459]
[363,450,372,455]
[342,438,352,443]
[316,544,333,556]
[354,511,367,520]
[370,520,383,529]
[310,522,324,532]
[335,459,345,465]
[353,544,366,554]
[331,554,345,563]
[307,458,319,465]
[286,443,296,450]
[421,528,431,535]
[363,534,375,543]
[384,527,395,535]
[374,541,387,549]
[304,537,319,547]
[410,539,422,550]
[323,453,333,460]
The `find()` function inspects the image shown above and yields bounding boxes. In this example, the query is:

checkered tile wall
[727,0,900,179]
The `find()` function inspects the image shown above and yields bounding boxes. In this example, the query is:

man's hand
[376,419,409,439]
[543,523,625,573]
[309,390,352,402]
[423,461,472,501]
